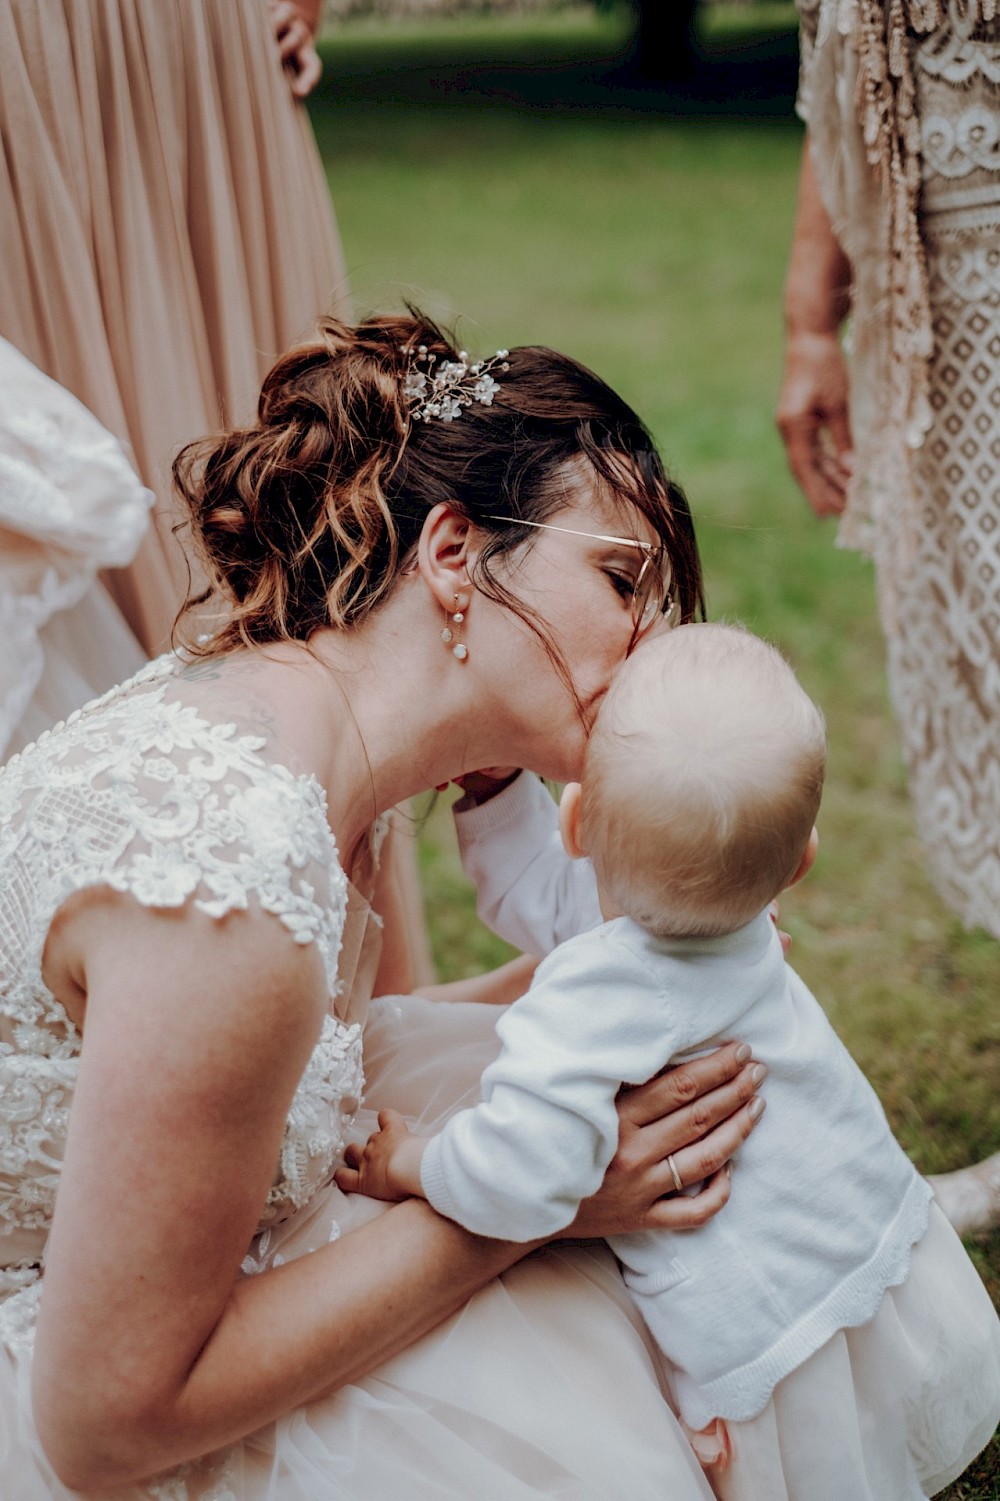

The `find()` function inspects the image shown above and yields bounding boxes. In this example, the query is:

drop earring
[442,593,468,661]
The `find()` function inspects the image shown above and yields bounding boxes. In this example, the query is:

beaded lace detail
[0,656,364,1350]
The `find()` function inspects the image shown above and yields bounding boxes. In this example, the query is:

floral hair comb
[402,343,510,423]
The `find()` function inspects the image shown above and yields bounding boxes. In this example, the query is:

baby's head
[564,623,826,940]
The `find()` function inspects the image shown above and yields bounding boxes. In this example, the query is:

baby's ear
[786,826,819,889]
[559,782,587,860]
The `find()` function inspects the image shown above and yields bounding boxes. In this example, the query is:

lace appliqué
[146,1449,242,1501]
[0,1275,41,1355]
[260,1013,364,1226]
[0,654,366,1306]
[0,655,348,1000]
[0,1054,74,1255]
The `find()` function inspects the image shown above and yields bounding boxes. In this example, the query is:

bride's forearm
[40,1200,523,1491]
[417,952,539,1005]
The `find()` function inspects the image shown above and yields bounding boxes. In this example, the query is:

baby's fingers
[334,1164,362,1194]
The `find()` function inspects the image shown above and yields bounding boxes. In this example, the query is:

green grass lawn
[311,9,999,1490]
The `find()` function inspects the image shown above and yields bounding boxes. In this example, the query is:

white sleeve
[419,927,681,1240]
[0,338,152,756]
[453,773,603,956]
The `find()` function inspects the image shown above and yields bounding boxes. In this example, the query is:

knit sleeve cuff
[454,771,555,849]
[420,1135,475,1233]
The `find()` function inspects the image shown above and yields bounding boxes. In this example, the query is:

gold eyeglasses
[486,515,681,646]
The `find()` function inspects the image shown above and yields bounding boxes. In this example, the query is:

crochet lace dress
[797,0,1000,933]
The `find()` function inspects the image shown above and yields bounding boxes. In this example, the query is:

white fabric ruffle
[0,337,150,757]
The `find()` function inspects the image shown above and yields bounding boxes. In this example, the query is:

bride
[0,311,765,1499]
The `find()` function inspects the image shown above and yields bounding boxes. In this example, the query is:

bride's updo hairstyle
[173,309,703,658]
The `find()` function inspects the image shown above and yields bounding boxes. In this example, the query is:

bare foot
[929,1152,1000,1236]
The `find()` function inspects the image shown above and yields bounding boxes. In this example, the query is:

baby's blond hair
[581,624,826,939]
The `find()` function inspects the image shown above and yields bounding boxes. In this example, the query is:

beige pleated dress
[0,0,351,658]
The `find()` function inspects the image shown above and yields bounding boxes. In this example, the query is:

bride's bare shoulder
[172,643,331,765]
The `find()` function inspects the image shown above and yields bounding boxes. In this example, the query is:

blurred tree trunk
[629,0,700,82]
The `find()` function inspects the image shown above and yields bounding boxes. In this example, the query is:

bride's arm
[416,953,539,1005]
[34,900,762,1490]
[33,899,521,1491]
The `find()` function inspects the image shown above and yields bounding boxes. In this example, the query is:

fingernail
[748,1096,766,1121]
[751,1063,767,1087]
[735,1043,752,1064]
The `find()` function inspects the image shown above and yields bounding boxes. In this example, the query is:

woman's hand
[777,139,855,519]
[776,330,853,518]
[268,0,323,98]
[561,1042,765,1238]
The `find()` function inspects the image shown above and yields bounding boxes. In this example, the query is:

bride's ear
[417,503,475,612]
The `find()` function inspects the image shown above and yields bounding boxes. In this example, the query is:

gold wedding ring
[666,1153,684,1194]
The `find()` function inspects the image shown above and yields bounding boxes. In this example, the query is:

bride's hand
[560,1042,766,1238]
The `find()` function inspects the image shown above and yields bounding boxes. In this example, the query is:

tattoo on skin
[245,699,278,736]
[178,658,277,738]
[179,661,225,683]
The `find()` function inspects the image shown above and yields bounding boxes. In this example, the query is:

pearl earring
[442,593,468,661]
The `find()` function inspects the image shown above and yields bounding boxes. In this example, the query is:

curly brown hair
[173,308,704,659]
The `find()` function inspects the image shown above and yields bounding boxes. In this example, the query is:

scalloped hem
[677,1174,934,1428]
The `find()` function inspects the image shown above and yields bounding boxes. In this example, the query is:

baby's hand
[334,1110,428,1202]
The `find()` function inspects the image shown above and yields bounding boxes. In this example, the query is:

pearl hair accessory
[442,593,469,661]
[402,343,510,423]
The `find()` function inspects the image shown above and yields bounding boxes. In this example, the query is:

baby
[340,624,1000,1500]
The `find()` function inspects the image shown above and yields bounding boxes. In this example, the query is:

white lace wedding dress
[0,656,714,1500]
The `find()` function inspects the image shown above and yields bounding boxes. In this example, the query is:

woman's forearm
[417,952,538,1005]
[784,138,852,336]
[777,138,856,514]
[42,1201,523,1490]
